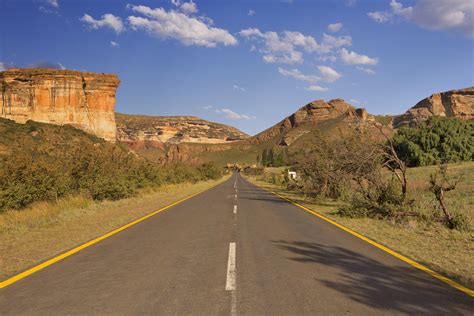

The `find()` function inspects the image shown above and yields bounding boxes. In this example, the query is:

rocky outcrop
[0,68,120,141]
[116,113,249,151]
[246,99,366,144]
[393,87,474,128]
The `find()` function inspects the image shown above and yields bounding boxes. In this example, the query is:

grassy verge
[0,176,229,281]
[244,174,474,290]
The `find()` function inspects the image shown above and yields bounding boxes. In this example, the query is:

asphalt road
[0,173,472,315]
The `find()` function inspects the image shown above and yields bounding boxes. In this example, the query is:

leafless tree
[429,164,463,229]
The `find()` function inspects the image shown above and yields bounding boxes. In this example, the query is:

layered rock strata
[0,68,120,141]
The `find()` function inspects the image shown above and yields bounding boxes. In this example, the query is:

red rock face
[0,68,120,141]
[393,87,474,128]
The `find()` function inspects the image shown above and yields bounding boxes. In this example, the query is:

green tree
[392,117,474,167]
[261,149,268,167]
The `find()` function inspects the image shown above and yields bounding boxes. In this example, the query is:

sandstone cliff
[0,68,120,141]
[393,87,474,128]
[246,98,371,145]
[116,113,249,153]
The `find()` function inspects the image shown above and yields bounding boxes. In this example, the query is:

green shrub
[0,119,223,212]
[393,117,474,167]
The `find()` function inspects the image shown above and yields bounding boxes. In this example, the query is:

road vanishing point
[0,173,473,315]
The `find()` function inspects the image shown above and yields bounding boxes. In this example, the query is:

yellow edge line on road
[0,180,224,289]
[254,183,474,297]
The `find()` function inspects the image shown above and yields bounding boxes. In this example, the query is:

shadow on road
[273,240,473,315]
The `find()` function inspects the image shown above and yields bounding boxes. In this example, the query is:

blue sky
[1,0,473,135]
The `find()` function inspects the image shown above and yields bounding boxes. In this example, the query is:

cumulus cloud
[367,11,392,23]
[0,62,6,71]
[305,85,328,92]
[180,1,198,14]
[340,48,378,65]
[278,67,320,82]
[239,28,352,64]
[357,66,376,75]
[319,55,337,62]
[368,0,474,37]
[80,13,125,34]
[215,108,255,120]
[110,41,119,47]
[248,9,256,16]
[317,65,342,82]
[47,0,59,8]
[127,4,237,47]
[328,22,343,33]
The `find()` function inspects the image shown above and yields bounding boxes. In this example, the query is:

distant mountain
[393,87,474,128]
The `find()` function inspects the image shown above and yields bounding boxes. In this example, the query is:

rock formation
[0,68,120,141]
[246,98,368,144]
[393,87,474,128]
[116,113,248,151]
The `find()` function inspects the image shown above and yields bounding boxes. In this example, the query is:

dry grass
[0,177,228,281]
[246,167,474,290]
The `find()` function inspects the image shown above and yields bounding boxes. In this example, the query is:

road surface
[0,173,472,315]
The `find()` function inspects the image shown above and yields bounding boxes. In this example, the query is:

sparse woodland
[250,117,474,231]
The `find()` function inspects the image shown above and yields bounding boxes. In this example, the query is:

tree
[392,117,474,167]
[267,149,274,167]
[429,164,464,229]
[378,126,408,203]
[261,149,268,167]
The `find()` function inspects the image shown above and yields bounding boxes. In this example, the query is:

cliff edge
[0,68,120,141]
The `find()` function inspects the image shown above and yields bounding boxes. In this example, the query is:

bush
[393,117,474,167]
[338,179,405,218]
[0,119,223,212]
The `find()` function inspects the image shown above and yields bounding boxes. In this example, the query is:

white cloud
[0,62,6,71]
[319,55,337,62]
[47,0,59,8]
[127,4,237,47]
[368,0,474,37]
[201,105,213,110]
[357,66,376,75]
[340,48,378,65]
[317,65,342,82]
[305,85,328,92]
[233,84,246,92]
[278,67,320,82]
[180,1,198,14]
[367,11,392,23]
[80,13,125,34]
[321,33,352,50]
[110,41,119,47]
[239,28,351,64]
[215,108,255,120]
[328,22,343,33]
[248,9,256,16]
